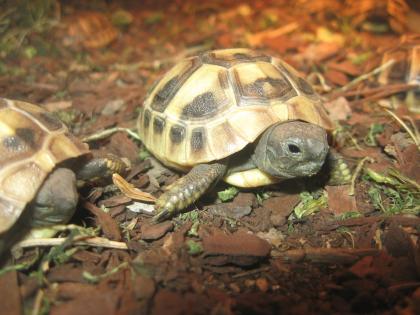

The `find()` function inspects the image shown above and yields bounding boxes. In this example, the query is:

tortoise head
[252,121,329,179]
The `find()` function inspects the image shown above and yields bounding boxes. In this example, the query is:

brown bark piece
[141,221,174,241]
[324,68,349,86]
[326,185,358,215]
[203,230,271,257]
[263,195,299,226]
[83,201,122,241]
[0,271,22,315]
[50,290,119,315]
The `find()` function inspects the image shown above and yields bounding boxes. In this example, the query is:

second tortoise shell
[137,48,333,171]
[0,98,88,234]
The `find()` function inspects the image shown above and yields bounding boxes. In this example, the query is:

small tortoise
[63,11,118,49]
[137,48,348,222]
[0,98,127,256]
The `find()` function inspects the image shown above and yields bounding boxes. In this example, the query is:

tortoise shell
[0,98,88,234]
[64,11,118,49]
[137,48,333,171]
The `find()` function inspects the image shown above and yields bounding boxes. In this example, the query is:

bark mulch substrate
[0,1,419,314]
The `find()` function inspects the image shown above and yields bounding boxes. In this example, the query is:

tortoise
[137,48,349,222]
[63,11,118,49]
[377,38,419,113]
[0,98,128,256]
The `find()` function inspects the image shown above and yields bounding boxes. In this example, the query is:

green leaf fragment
[188,221,200,237]
[186,240,203,255]
[337,211,362,220]
[179,209,200,222]
[293,191,327,219]
[138,147,151,161]
[83,262,128,284]
[349,52,371,65]
[111,9,133,27]
[217,186,239,202]
[365,168,420,215]
[144,12,163,25]
[364,123,384,146]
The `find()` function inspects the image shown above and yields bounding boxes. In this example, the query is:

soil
[0,1,419,314]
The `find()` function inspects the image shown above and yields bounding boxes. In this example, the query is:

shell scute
[0,109,45,167]
[233,62,297,104]
[201,48,271,67]
[148,57,201,113]
[166,64,235,121]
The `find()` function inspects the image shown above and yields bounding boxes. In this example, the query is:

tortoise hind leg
[153,162,228,222]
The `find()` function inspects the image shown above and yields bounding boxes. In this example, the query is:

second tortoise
[0,98,128,256]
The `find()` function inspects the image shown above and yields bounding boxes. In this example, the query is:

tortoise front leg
[325,149,352,185]
[76,154,129,181]
[153,162,228,222]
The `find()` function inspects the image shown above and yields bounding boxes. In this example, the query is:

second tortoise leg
[31,154,129,228]
[76,153,129,182]
[153,162,228,222]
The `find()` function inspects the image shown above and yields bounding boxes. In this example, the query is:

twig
[388,282,420,292]
[17,236,128,250]
[329,83,414,100]
[83,262,129,284]
[350,84,418,106]
[307,72,332,92]
[338,59,395,92]
[402,116,420,141]
[247,22,299,47]
[349,157,374,196]
[385,109,419,147]
[31,289,44,315]
[232,266,271,279]
[82,127,141,142]
[112,44,211,71]
[278,248,380,264]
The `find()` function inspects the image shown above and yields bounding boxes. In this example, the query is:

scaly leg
[153,162,227,222]
[76,154,129,181]
[325,149,352,185]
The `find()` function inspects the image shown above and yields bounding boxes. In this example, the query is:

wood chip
[113,173,156,202]
[83,201,122,241]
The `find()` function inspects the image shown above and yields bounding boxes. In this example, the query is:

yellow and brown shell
[64,11,118,49]
[0,98,88,234]
[137,48,333,171]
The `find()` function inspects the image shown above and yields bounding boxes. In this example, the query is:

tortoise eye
[288,144,301,154]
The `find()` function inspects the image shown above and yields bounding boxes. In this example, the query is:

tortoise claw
[151,162,227,221]
[152,209,172,223]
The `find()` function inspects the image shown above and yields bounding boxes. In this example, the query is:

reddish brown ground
[0,1,419,315]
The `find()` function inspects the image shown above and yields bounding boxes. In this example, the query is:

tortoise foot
[153,163,227,222]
